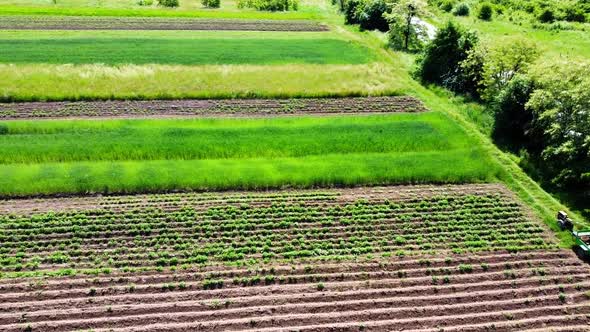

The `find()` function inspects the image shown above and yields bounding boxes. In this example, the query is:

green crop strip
[0,113,502,196]
[0,37,373,65]
[0,190,553,278]
[0,113,469,163]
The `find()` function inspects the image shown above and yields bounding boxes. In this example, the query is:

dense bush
[237,0,298,11]
[527,61,590,187]
[564,6,586,22]
[538,9,555,23]
[202,0,220,8]
[453,3,469,16]
[492,75,536,149]
[440,0,454,12]
[357,0,389,31]
[478,3,493,20]
[343,0,362,24]
[0,124,7,135]
[414,21,478,89]
[137,0,154,6]
[158,0,179,7]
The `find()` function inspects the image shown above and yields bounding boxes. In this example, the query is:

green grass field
[0,112,501,196]
[0,31,372,65]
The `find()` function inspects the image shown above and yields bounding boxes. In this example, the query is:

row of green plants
[0,194,551,274]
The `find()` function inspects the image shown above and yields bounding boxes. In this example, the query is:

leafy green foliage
[201,0,220,8]
[356,0,389,31]
[158,0,179,7]
[492,74,536,150]
[538,8,555,23]
[237,0,298,11]
[477,3,493,21]
[415,21,477,90]
[452,3,469,16]
[386,0,428,50]
[527,60,590,187]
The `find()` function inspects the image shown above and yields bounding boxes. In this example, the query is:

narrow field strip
[0,16,329,31]
[0,96,425,120]
[1,249,589,331]
[0,184,551,276]
[0,111,500,196]
[0,35,373,65]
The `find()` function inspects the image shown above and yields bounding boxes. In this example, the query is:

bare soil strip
[0,183,498,215]
[0,96,427,120]
[0,250,589,332]
[0,16,329,31]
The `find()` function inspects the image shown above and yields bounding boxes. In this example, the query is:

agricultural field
[0,102,500,196]
[0,16,329,31]
[1,185,590,331]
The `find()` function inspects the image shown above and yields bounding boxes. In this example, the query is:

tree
[414,21,477,86]
[480,38,539,102]
[357,0,389,31]
[386,0,428,50]
[526,60,590,186]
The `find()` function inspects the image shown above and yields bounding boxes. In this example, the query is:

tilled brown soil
[0,183,504,215]
[1,250,590,332]
[0,16,329,31]
[0,96,427,120]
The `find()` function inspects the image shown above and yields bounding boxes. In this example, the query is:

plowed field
[1,185,587,331]
[0,16,329,31]
[0,96,426,120]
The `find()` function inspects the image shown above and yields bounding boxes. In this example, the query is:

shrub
[343,0,362,24]
[357,0,389,31]
[415,21,478,87]
[0,124,7,135]
[564,6,586,23]
[158,0,179,7]
[202,0,220,7]
[137,0,154,5]
[453,3,469,16]
[491,74,536,150]
[538,9,555,23]
[478,3,493,21]
[237,0,298,11]
[440,0,454,12]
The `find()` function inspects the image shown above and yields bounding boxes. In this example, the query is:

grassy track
[0,32,372,65]
[0,113,500,196]
[0,113,467,163]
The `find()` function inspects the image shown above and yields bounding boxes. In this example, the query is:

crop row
[0,96,426,119]
[0,16,329,31]
[0,188,552,276]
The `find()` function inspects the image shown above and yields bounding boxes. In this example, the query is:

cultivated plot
[0,16,330,31]
[0,185,589,331]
